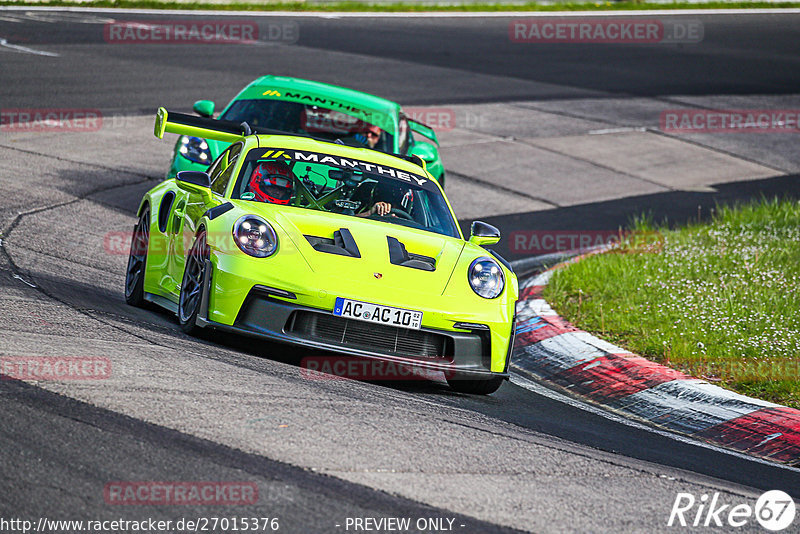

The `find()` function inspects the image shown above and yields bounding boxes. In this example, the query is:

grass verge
[2,0,800,11]
[544,197,800,408]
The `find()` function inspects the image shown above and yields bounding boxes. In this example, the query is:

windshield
[220,99,395,154]
[231,147,459,238]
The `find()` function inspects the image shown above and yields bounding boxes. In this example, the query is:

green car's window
[231,147,459,239]
[220,99,396,154]
[209,142,243,196]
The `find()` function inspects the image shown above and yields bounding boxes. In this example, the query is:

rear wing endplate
[154,107,250,143]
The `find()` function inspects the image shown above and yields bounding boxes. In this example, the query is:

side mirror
[469,221,501,247]
[408,141,437,163]
[193,100,215,118]
[176,170,211,189]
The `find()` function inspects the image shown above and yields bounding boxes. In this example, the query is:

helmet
[249,161,294,205]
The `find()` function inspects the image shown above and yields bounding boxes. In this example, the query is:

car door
[165,142,242,297]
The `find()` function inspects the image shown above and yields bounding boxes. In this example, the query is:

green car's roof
[252,133,427,177]
[231,75,401,128]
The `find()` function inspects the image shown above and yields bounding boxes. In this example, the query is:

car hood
[266,206,466,297]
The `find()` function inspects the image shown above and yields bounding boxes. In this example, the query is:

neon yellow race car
[125,109,517,394]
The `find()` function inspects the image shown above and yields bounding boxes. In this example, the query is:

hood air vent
[387,236,436,271]
[304,228,361,258]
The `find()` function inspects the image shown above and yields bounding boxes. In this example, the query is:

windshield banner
[254,148,431,189]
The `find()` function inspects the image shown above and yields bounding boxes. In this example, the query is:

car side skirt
[143,292,178,315]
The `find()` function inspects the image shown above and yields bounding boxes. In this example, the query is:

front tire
[446,375,504,395]
[178,229,209,335]
[124,207,149,307]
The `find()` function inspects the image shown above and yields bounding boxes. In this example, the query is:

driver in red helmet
[248,160,295,205]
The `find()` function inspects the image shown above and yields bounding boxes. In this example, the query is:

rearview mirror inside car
[329,169,364,187]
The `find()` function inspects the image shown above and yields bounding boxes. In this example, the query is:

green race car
[127,108,515,394]
[169,75,446,186]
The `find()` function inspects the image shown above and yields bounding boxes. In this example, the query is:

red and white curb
[510,264,800,466]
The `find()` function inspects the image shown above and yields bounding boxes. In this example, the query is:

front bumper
[201,285,506,378]
[205,244,516,373]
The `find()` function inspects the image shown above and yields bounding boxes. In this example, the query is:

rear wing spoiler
[407,118,439,147]
[154,107,248,143]
[154,107,296,143]
[154,106,429,172]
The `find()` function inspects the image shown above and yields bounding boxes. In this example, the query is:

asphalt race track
[1,9,800,533]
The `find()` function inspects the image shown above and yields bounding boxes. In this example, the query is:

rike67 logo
[668,490,795,531]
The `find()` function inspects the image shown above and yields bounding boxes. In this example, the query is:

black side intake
[387,236,436,271]
[304,228,361,258]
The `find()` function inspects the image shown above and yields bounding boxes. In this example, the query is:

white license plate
[333,297,423,329]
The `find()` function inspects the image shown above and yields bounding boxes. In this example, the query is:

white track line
[0,37,59,56]
[1,6,800,17]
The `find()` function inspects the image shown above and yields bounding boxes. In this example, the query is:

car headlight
[178,136,211,165]
[232,215,278,258]
[468,257,504,299]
